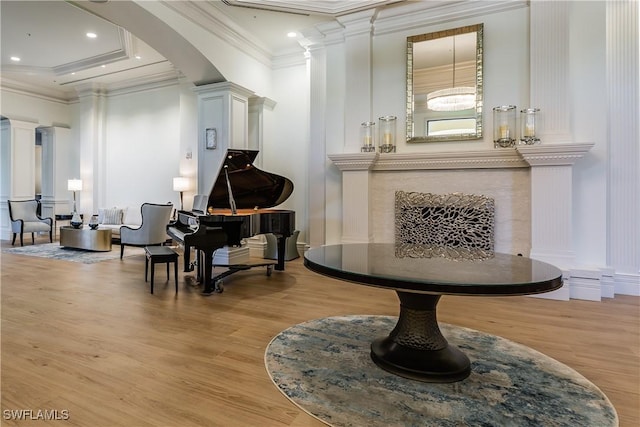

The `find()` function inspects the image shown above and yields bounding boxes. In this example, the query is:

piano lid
[208,149,294,210]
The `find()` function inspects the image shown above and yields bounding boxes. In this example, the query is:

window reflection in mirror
[406,24,483,143]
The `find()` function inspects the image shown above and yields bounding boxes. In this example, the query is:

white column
[529,1,572,143]
[2,119,38,199]
[40,126,73,218]
[328,153,377,243]
[192,82,255,264]
[606,0,639,295]
[306,42,328,248]
[518,143,594,300]
[76,84,107,217]
[193,82,254,194]
[246,96,277,256]
[0,119,38,240]
[248,96,277,168]
[338,10,375,152]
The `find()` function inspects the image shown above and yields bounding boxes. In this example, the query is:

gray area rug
[3,242,144,264]
[265,315,618,427]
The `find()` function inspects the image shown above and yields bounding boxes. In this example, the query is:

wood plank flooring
[1,236,638,426]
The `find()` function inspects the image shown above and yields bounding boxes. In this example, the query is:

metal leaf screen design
[395,191,495,260]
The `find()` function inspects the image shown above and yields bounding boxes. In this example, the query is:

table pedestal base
[370,292,470,383]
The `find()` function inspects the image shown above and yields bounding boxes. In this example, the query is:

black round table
[303,243,563,383]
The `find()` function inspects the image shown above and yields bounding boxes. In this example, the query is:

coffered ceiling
[0,1,174,100]
[0,0,405,102]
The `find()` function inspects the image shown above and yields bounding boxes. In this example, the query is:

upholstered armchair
[120,203,173,258]
[7,199,53,246]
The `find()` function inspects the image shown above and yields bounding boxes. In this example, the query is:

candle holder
[519,108,540,145]
[493,106,516,148]
[88,215,99,230]
[378,115,397,153]
[360,121,376,152]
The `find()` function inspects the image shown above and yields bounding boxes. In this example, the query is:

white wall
[301,1,627,289]
[102,85,184,224]
[318,7,532,246]
[0,90,72,127]
[269,64,310,240]
[569,1,608,267]
[0,90,75,238]
[371,8,529,153]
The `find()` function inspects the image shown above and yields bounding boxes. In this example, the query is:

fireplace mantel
[328,143,595,300]
[328,143,594,171]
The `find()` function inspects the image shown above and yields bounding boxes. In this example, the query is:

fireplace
[329,143,594,300]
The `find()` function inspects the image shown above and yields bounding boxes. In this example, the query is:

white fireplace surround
[329,143,603,301]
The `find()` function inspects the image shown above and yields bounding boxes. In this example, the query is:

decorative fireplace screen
[395,191,495,260]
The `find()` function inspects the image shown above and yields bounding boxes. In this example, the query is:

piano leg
[201,248,216,295]
[195,249,202,283]
[275,236,286,271]
[183,244,194,272]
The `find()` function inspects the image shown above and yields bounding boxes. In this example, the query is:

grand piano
[167,149,295,294]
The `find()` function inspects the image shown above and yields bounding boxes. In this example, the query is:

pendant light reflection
[426,34,476,112]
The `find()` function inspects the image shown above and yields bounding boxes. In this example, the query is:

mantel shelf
[329,143,595,171]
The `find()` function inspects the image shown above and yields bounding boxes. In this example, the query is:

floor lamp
[68,179,83,228]
[173,177,190,211]
[68,179,82,213]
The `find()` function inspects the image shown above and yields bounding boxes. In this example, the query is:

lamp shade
[173,177,190,192]
[67,179,82,192]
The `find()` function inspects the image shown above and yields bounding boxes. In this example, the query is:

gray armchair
[120,203,173,258]
[7,199,53,246]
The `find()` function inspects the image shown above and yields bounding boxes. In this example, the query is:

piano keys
[167,149,295,294]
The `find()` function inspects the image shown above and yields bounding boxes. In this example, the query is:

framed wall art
[205,128,217,150]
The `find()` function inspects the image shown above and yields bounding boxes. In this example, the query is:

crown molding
[329,149,530,171]
[328,153,379,171]
[373,149,529,170]
[222,0,400,16]
[102,69,183,98]
[54,28,131,76]
[374,0,528,36]
[0,78,75,104]
[160,0,273,68]
[272,51,307,69]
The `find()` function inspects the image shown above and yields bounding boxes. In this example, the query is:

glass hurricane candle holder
[519,108,540,145]
[70,212,83,229]
[88,214,99,230]
[361,121,376,152]
[378,115,397,153]
[493,105,516,148]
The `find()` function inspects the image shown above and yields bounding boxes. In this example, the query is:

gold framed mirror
[406,24,483,143]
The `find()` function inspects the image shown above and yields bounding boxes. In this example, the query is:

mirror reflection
[406,24,483,143]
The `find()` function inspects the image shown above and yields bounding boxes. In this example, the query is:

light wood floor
[1,236,639,427]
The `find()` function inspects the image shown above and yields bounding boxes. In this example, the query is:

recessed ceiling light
[86,32,97,38]
[287,32,297,38]
[10,56,20,62]
[135,55,141,60]
[101,65,106,68]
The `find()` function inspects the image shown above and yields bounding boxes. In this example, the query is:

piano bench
[144,246,179,294]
